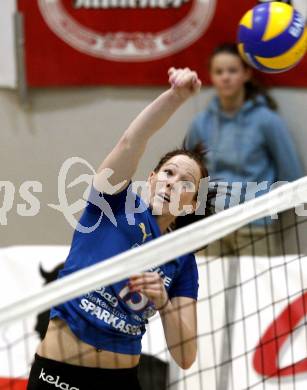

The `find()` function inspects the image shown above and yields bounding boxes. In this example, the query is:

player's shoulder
[178,252,197,268]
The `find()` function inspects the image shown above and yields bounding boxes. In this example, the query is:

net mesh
[1,178,307,390]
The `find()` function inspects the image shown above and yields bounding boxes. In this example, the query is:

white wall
[0,0,16,88]
[1,87,306,250]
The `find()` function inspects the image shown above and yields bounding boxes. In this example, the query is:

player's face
[210,53,251,100]
[148,155,202,218]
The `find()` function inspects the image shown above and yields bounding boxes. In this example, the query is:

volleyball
[237,1,307,73]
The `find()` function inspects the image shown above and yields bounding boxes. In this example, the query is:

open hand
[129,272,169,311]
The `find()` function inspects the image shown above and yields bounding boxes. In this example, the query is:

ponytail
[245,79,278,111]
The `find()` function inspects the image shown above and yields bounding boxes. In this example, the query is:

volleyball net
[1,177,307,390]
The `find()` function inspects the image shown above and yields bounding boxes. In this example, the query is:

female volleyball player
[27,68,207,390]
[184,43,304,256]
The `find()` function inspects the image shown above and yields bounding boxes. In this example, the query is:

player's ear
[147,171,156,184]
[149,171,156,178]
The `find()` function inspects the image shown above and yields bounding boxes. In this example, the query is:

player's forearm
[95,68,200,191]
[95,88,188,189]
[124,88,188,147]
[160,301,197,369]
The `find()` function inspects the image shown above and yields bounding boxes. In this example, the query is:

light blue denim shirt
[184,95,304,225]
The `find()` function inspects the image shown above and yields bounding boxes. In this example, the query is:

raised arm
[93,68,201,193]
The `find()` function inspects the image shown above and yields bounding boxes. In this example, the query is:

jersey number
[118,285,149,311]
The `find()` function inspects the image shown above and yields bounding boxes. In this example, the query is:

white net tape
[0,176,306,328]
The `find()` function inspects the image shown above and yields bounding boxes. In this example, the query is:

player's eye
[164,169,173,176]
[214,69,223,75]
[228,67,239,74]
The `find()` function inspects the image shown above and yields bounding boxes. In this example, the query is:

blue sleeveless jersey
[50,183,199,355]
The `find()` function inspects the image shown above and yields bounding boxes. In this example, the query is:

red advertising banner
[18,0,307,87]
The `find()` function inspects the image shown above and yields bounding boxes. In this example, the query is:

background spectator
[184,43,304,256]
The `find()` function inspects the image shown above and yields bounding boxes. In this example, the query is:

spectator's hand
[129,272,169,311]
[168,67,202,100]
